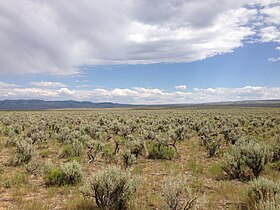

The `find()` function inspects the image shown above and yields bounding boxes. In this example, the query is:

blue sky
[0,0,280,104]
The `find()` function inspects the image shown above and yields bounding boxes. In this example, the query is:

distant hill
[0,99,279,110]
[0,100,134,110]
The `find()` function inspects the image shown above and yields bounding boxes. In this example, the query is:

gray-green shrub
[146,140,176,160]
[222,145,245,179]
[81,167,140,210]
[87,140,103,162]
[44,161,82,186]
[122,150,136,169]
[162,175,196,210]
[241,140,272,178]
[247,178,280,208]
[256,193,280,210]
[16,139,34,165]
[71,139,83,157]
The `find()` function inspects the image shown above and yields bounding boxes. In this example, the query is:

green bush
[60,141,83,158]
[201,136,222,158]
[81,167,140,210]
[122,150,136,169]
[39,149,51,158]
[25,159,39,175]
[272,133,280,162]
[247,178,280,208]
[71,139,83,157]
[87,140,103,163]
[60,144,73,158]
[61,161,83,185]
[45,167,64,186]
[162,175,196,210]
[146,140,176,160]
[257,193,280,210]
[127,140,145,158]
[221,145,245,179]
[59,127,70,143]
[241,140,272,178]
[16,139,34,165]
[44,161,82,186]
[102,145,116,163]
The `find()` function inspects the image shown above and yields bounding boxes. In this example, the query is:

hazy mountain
[0,100,133,110]
[0,99,279,110]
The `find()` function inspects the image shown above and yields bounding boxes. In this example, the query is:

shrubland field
[0,107,279,210]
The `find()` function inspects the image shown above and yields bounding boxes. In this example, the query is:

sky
[0,0,280,104]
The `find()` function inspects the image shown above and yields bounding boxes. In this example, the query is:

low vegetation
[0,108,279,209]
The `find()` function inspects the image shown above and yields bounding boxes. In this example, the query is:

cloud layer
[1,81,279,104]
[0,0,279,75]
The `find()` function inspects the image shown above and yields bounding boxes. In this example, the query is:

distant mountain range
[0,100,133,110]
[0,99,279,110]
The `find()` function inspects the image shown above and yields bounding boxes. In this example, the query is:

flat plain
[0,107,279,209]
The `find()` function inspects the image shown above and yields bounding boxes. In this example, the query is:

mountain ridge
[0,99,280,110]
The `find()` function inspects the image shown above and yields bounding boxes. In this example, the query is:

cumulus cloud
[0,0,279,75]
[260,26,280,43]
[57,88,74,96]
[268,57,280,62]
[0,81,17,87]
[1,84,280,104]
[30,81,67,88]
[175,85,187,90]
[262,4,280,25]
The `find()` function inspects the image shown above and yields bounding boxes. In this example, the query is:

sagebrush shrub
[59,127,70,143]
[256,193,280,210]
[44,161,82,186]
[61,161,83,185]
[241,140,272,178]
[6,129,17,146]
[127,140,145,158]
[60,144,73,158]
[81,167,140,210]
[162,175,196,210]
[87,140,103,163]
[272,133,280,162]
[221,145,245,179]
[146,140,176,160]
[16,139,34,165]
[71,139,83,157]
[122,150,136,169]
[247,178,280,208]
[102,145,116,163]
[25,159,39,175]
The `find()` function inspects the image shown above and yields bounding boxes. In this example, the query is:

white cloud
[1,85,280,104]
[57,88,74,96]
[175,85,187,90]
[30,81,67,88]
[0,0,278,75]
[268,57,280,62]
[0,81,17,87]
[262,5,280,25]
[260,26,280,43]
